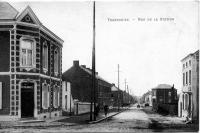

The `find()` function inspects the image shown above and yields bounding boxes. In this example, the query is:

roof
[0,2,18,19]
[79,65,111,85]
[0,2,63,44]
[181,50,199,62]
[152,84,172,89]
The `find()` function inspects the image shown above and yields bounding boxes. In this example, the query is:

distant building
[178,50,199,122]
[110,84,124,107]
[144,91,152,106]
[0,3,63,120]
[152,84,178,115]
[62,61,112,108]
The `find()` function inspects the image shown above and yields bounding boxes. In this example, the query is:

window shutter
[0,82,2,109]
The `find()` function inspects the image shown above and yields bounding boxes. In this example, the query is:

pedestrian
[104,105,109,117]
[95,104,100,117]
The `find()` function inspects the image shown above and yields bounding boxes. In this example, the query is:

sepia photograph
[0,0,199,132]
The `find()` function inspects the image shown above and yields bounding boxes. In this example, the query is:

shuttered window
[42,83,49,109]
[42,42,48,70]
[53,86,60,108]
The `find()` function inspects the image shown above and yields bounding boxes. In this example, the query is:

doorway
[21,82,34,118]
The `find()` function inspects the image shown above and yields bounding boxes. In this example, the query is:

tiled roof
[0,2,18,20]
[153,84,172,89]
[79,66,110,84]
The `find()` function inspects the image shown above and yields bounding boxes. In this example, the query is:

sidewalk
[0,107,129,129]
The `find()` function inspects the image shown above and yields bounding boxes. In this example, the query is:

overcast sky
[11,1,199,96]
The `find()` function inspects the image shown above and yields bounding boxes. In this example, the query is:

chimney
[73,60,79,67]
[172,84,174,89]
[81,65,86,68]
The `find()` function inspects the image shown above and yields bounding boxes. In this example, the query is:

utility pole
[90,1,96,121]
[127,85,129,104]
[124,79,127,92]
[124,79,127,103]
[117,64,120,111]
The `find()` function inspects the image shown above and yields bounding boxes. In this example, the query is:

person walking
[104,105,109,117]
[95,104,100,117]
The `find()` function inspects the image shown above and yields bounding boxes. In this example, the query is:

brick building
[62,61,112,108]
[178,50,199,122]
[0,3,63,120]
[152,84,178,115]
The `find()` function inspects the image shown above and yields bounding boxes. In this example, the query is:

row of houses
[141,50,199,123]
[62,60,135,115]
[0,3,134,121]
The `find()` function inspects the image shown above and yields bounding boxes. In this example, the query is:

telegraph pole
[90,1,96,121]
[124,79,127,92]
[127,85,129,104]
[117,64,120,111]
[124,79,127,104]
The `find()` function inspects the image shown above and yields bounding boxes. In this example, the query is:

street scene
[0,1,199,133]
[0,104,198,132]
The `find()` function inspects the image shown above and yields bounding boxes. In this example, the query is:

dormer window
[20,37,35,68]
[42,42,48,72]
[54,49,59,75]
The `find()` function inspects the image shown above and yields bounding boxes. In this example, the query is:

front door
[21,82,34,118]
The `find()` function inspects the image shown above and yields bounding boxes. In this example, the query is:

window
[42,42,48,70]
[0,82,2,109]
[186,72,188,85]
[168,92,171,97]
[183,73,185,86]
[182,94,184,109]
[189,60,191,66]
[42,83,49,109]
[183,64,185,69]
[65,95,67,109]
[53,86,60,108]
[185,94,189,110]
[186,62,188,68]
[54,49,59,75]
[20,38,35,67]
[189,70,191,84]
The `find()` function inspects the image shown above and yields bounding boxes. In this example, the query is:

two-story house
[0,3,63,120]
[152,84,178,115]
[178,50,199,122]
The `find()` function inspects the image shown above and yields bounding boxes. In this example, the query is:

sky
[10,1,199,96]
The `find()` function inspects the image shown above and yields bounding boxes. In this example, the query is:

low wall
[74,102,94,115]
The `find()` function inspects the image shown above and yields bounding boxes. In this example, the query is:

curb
[88,107,129,124]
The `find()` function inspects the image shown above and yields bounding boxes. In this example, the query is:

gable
[21,14,35,24]
[17,6,41,25]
